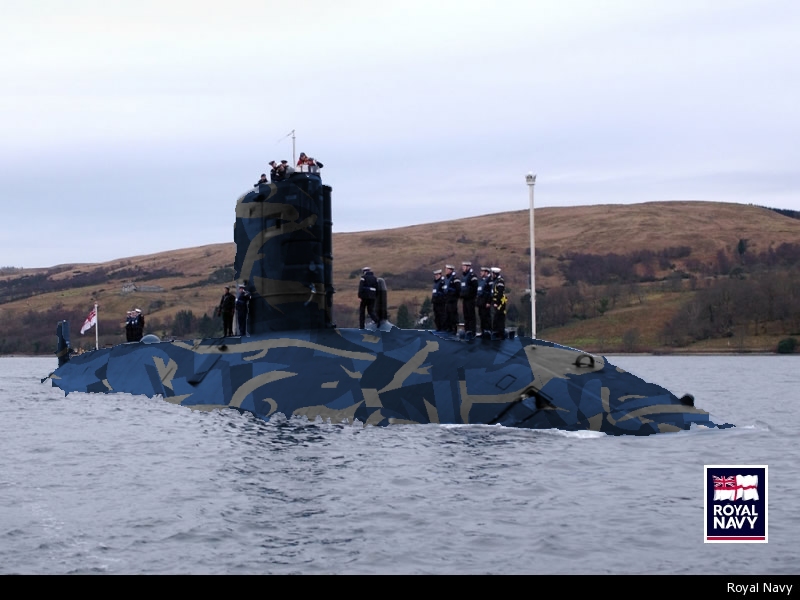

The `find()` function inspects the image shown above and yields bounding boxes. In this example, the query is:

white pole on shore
[526,173,537,338]
[94,303,99,350]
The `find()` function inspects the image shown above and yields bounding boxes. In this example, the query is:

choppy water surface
[0,355,797,574]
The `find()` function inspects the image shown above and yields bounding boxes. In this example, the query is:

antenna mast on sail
[277,129,296,165]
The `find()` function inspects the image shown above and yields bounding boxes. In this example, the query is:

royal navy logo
[704,465,768,543]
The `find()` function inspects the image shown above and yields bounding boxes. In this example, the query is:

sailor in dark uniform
[443,264,461,334]
[268,161,280,182]
[431,269,446,331]
[477,267,493,337]
[358,267,379,329]
[133,308,145,341]
[490,267,507,339]
[125,310,134,342]
[460,261,479,339]
[254,173,268,188]
[281,160,295,177]
[235,283,250,336]
[217,285,236,337]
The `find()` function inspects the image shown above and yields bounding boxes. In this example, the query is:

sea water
[0,355,797,574]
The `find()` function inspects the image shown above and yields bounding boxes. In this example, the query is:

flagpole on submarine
[94,303,99,350]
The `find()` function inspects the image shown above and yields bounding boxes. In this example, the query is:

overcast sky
[2,0,798,268]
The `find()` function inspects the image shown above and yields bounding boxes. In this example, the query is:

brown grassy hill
[333,200,799,276]
[3,200,799,353]
[331,200,800,310]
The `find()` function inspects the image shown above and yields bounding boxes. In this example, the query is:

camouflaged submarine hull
[44,170,734,435]
[45,327,733,435]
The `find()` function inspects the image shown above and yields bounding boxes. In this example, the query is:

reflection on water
[0,356,797,574]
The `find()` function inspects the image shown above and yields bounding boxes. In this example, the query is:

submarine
[44,167,734,435]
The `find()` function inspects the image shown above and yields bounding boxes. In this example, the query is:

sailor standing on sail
[268,161,280,182]
[358,267,379,329]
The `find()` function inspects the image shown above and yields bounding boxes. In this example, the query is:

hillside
[2,201,800,354]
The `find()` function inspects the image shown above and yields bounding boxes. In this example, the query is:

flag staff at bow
[80,303,98,350]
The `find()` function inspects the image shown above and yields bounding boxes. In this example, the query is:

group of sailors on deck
[432,262,508,340]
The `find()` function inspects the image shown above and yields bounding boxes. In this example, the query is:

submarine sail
[236,173,333,333]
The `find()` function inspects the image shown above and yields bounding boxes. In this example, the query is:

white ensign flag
[80,307,97,334]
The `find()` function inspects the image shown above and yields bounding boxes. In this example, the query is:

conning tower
[233,169,334,333]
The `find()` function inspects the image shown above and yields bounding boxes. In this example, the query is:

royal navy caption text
[729,584,792,596]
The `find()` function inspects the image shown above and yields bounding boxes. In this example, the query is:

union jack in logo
[713,474,759,501]
[713,476,736,490]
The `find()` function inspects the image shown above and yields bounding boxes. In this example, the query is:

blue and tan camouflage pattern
[44,327,733,434]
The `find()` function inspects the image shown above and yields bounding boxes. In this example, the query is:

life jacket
[495,294,508,315]
[461,269,478,299]
[236,290,250,308]
[444,272,461,299]
[477,275,492,300]
[432,277,445,302]
[492,276,507,309]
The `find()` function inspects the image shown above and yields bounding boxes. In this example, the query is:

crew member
[268,161,280,181]
[235,283,250,336]
[217,285,236,337]
[297,152,323,169]
[133,308,145,341]
[477,267,493,337]
[460,261,479,339]
[431,269,446,331]
[254,173,268,188]
[125,310,134,342]
[490,267,507,339]
[358,266,379,329]
[443,264,461,334]
[280,160,295,177]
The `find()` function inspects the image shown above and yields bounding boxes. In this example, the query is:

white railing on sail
[295,164,321,173]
